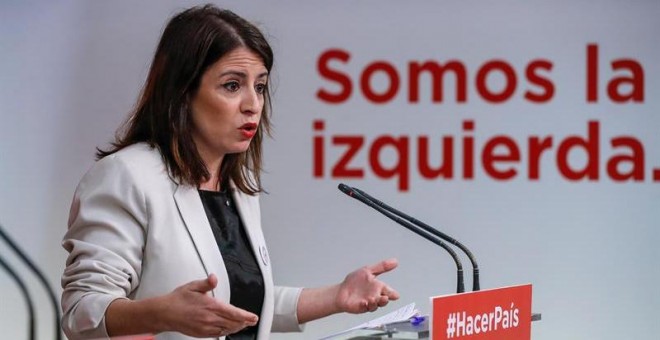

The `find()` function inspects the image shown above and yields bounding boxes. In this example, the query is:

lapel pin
[259,245,270,266]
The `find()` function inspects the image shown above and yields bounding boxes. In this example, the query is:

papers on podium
[320,302,420,339]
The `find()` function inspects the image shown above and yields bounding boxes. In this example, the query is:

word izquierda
[312,119,656,191]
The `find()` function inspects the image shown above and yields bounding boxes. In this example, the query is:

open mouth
[239,122,258,138]
[240,122,258,131]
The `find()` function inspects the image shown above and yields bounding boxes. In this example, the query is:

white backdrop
[1,1,658,339]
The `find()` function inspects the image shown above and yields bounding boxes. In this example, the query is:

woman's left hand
[335,258,400,313]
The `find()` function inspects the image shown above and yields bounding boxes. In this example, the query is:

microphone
[350,186,480,292]
[0,256,35,340]
[0,224,62,340]
[338,183,466,294]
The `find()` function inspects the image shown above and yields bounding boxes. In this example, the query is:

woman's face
[190,47,268,164]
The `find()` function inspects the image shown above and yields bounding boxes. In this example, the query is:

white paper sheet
[319,303,419,339]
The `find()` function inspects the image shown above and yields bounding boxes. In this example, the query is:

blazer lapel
[230,182,272,278]
[230,182,276,336]
[173,183,230,301]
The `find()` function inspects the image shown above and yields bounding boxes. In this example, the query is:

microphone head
[337,183,353,196]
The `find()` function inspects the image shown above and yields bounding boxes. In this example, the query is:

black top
[199,189,264,340]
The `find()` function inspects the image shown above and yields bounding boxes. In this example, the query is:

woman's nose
[241,88,262,115]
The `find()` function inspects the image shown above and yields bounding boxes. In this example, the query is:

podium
[346,313,541,339]
[336,185,541,339]
[344,284,541,340]
[346,317,430,339]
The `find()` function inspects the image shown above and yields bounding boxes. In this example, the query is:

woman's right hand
[159,274,259,337]
[106,274,258,338]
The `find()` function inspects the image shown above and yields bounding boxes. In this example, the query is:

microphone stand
[338,184,466,293]
[0,224,62,340]
[0,256,35,340]
[351,187,480,291]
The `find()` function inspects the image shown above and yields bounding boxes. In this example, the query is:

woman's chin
[227,144,251,154]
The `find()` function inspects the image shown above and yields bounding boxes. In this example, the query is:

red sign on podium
[431,284,532,339]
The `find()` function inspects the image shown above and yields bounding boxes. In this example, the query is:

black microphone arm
[0,256,35,340]
[0,224,62,340]
[338,183,466,294]
[350,186,480,291]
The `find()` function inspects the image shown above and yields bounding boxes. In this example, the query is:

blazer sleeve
[61,155,148,339]
[272,285,305,332]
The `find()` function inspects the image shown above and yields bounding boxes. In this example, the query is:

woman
[61,4,399,340]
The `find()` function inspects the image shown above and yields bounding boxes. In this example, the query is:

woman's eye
[223,81,240,92]
[255,83,266,94]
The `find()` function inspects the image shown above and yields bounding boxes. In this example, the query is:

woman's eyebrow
[218,71,269,79]
[219,70,247,78]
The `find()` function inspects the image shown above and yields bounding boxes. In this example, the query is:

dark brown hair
[97,4,273,195]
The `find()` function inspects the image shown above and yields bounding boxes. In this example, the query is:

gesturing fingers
[377,295,390,307]
[361,290,394,312]
[169,276,259,337]
[367,258,399,276]
[187,274,218,293]
[187,275,258,327]
[197,302,259,337]
[209,316,250,336]
[337,259,400,314]
[210,300,259,326]
[381,284,400,301]
[364,297,379,312]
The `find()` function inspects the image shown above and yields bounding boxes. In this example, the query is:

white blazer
[61,143,303,339]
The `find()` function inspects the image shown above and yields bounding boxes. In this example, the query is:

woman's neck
[195,143,225,192]
[199,176,221,191]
